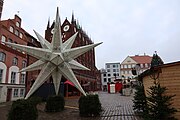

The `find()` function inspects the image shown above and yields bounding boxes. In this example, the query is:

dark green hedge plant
[8,99,38,120]
[79,94,102,117]
[45,95,65,112]
[27,96,42,107]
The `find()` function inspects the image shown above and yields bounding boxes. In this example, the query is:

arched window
[11,72,16,84]
[0,69,3,83]
[12,57,18,65]
[0,52,6,62]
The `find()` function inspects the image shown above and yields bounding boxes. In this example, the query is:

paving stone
[98,92,141,120]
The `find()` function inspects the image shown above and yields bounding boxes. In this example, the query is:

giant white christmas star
[5,8,102,99]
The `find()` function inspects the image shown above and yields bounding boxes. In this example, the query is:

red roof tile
[130,55,152,64]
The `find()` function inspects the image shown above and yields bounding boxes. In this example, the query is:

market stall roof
[64,80,74,86]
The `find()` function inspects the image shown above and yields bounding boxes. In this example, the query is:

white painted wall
[0,86,7,103]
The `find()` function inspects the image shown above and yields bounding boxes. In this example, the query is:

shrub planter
[45,95,65,112]
[79,94,102,117]
[8,99,38,120]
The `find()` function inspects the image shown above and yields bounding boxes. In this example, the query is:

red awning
[64,80,74,86]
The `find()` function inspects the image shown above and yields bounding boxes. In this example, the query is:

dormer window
[16,21,20,27]
[9,26,14,33]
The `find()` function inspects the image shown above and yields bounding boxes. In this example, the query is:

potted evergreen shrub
[45,94,65,112]
[8,99,38,120]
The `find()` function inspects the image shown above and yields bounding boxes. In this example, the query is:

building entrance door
[6,89,12,102]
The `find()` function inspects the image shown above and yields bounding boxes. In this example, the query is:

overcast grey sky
[2,0,180,69]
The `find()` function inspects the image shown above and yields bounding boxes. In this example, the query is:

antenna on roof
[17,11,20,16]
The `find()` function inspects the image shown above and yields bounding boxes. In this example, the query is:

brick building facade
[0,15,28,102]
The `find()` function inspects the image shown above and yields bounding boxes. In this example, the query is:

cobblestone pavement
[98,92,141,120]
[0,91,142,120]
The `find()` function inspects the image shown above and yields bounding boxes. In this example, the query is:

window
[107,69,110,72]
[12,57,18,65]
[103,74,106,77]
[115,64,118,68]
[140,64,144,68]
[8,38,13,43]
[74,28,76,32]
[11,72,16,84]
[22,60,26,68]
[116,69,119,72]
[104,78,107,82]
[19,33,23,38]
[13,89,18,97]
[20,89,25,97]
[31,38,34,43]
[124,65,127,68]
[0,69,3,83]
[0,52,6,62]
[20,74,25,84]
[16,22,20,27]
[15,30,19,36]
[108,74,111,77]
[121,65,124,68]
[113,65,116,68]
[7,39,13,47]
[113,69,116,72]
[145,63,148,68]
[1,35,6,44]
[9,26,14,33]
[132,64,135,68]
[128,65,131,68]
[108,78,111,82]
[106,64,110,68]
